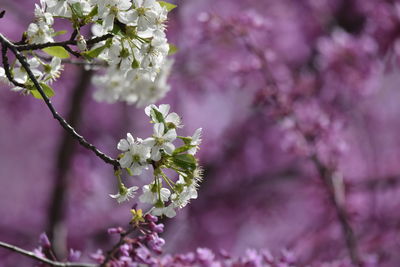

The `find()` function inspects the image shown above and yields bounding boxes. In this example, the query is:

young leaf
[53,30,67,37]
[70,3,84,18]
[82,45,107,59]
[151,108,165,123]
[30,83,55,99]
[158,1,177,11]
[87,5,98,18]
[172,154,197,171]
[42,46,70,59]
[173,145,194,155]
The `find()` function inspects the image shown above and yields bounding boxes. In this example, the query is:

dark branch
[14,34,113,52]
[1,45,24,88]
[311,155,360,265]
[0,33,119,168]
[0,241,97,267]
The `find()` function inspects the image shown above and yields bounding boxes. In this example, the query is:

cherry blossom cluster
[89,0,174,106]
[93,58,173,107]
[0,56,62,95]
[110,104,202,218]
[0,0,175,106]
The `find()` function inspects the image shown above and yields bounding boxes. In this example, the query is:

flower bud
[77,35,87,51]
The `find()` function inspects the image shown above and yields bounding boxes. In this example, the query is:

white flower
[139,182,170,204]
[117,133,151,175]
[45,0,91,18]
[171,175,198,208]
[34,1,54,25]
[188,128,202,155]
[0,67,8,83]
[92,67,127,103]
[145,102,181,128]
[109,186,138,203]
[93,0,133,34]
[152,204,176,218]
[117,133,135,151]
[43,57,63,82]
[27,22,54,44]
[129,0,161,32]
[13,58,42,85]
[45,0,71,17]
[135,59,173,107]
[139,36,169,72]
[107,39,135,72]
[145,123,176,161]
[93,60,173,107]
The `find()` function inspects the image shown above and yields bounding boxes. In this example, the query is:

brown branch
[14,34,113,52]
[311,155,360,265]
[0,33,119,168]
[0,241,97,267]
[1,45,24,88]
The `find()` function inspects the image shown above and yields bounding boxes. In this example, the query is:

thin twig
[0,241,97,267]
[14,34,113,51]
[0,33,119,167]
[100,226,136,267]
[311,155,360,264]
[1,45,24,88]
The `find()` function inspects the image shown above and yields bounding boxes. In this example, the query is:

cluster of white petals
[0,0,201,218]
[91,0,172,106]
[0,0,173,106]
[93,58,173,107]
[0,57,63,92]
[112,104,202,218]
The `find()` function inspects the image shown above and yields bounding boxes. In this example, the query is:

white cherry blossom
[145,123,177,161]
[109,186,138,203]
[139,182,171,204]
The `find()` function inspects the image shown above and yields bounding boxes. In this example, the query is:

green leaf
[172,154,197,171]
[87,5,98,18]
[173,145,193,155]
[158,1,177,11]
[30,83,55,99]
[42,46,70,59]
[151,108,165,123]
[70,3,84,18]
[53,30,67,37]
[82,45,107,59]
[111,23,122,35]
[168,44,178,55]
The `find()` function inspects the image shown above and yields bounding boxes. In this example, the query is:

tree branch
[311,155,360,265]
[0,33,119,168]
[0,241,97,267]
[14,34,113,52]
[1,45,24,88]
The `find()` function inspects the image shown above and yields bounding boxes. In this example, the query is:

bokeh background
[1,0,400,265]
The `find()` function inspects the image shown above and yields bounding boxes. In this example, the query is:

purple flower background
[1,0,400,266]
